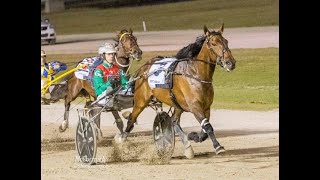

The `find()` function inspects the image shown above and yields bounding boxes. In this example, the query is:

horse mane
[175,35,206,59]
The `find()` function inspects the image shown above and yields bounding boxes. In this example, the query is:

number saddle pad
[74,57,102,83]
[147,57,178,89]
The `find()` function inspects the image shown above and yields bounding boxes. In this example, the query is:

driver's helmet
[41,50,47,65]
[98,43,116,54]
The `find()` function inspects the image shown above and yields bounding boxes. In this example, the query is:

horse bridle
[115,32,140,69]
[118,33,139,58]
[175,35,230,84]
[205,34,230,68]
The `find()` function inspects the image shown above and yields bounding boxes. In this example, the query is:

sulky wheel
[75,116,97,165]
[153,111,175,158]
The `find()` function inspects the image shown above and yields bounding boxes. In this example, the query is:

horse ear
[129,28,133,34]
[204,25,210,36]
[218,23,224,34]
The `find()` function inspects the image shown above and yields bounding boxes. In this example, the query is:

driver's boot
[122,111,131,120]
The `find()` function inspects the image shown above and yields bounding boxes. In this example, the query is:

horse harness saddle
[152,57,180,89]
[149,57,184,110]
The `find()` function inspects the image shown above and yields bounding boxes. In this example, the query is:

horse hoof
[114,133,125,144]
[58,121,68,133]
[215,146,226,155]
[187,132,199,142]
[184,146,194,159]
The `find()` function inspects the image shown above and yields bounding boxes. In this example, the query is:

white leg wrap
[201,118,209,133]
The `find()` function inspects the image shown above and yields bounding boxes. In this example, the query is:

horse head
[116,29,143,63]
[204,24,236,71]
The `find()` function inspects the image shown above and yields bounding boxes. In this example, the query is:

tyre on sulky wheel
[153,111,175,158]
[75,116,97,165]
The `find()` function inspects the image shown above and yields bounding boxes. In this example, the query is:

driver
[92,43,129,105]
[41,50,67,100]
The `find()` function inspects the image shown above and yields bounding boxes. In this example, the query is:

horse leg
[172,108,194,159]
[114,92,151,143]
[111,111,124,134]
[187,109,209,143]
[189,109,225,155]
[59,79,83,133]
[59,100,70,132]
[83,85,96,104]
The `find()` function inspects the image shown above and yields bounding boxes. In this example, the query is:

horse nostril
[226,61,231,66]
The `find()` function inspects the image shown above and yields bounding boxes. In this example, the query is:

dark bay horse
[56,29,142,133]
[114,24,236,158]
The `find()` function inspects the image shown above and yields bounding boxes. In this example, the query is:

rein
[173,59,215,84]
[192,59,216,66]
[205,36,229,67]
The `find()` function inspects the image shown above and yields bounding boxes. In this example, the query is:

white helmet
[98,43,116,54]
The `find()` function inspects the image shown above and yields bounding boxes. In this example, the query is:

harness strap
[115,56,130,68]
[176,73,212,84]
[169,89,184,111]
[119,32,130,41]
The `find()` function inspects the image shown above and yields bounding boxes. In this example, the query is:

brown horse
[55,29,142,133]
[114,24,236,158]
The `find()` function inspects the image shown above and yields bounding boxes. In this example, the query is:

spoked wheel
[153,111,175,158]
[75,116,97,165]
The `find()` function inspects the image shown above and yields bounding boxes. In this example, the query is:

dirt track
[41,104,279,179]
[41,26,279,179]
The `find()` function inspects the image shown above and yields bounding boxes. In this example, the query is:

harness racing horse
[115,24,236,158]
[56,29,142,134]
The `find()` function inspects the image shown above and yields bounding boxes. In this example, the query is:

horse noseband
[217,48,228,68]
